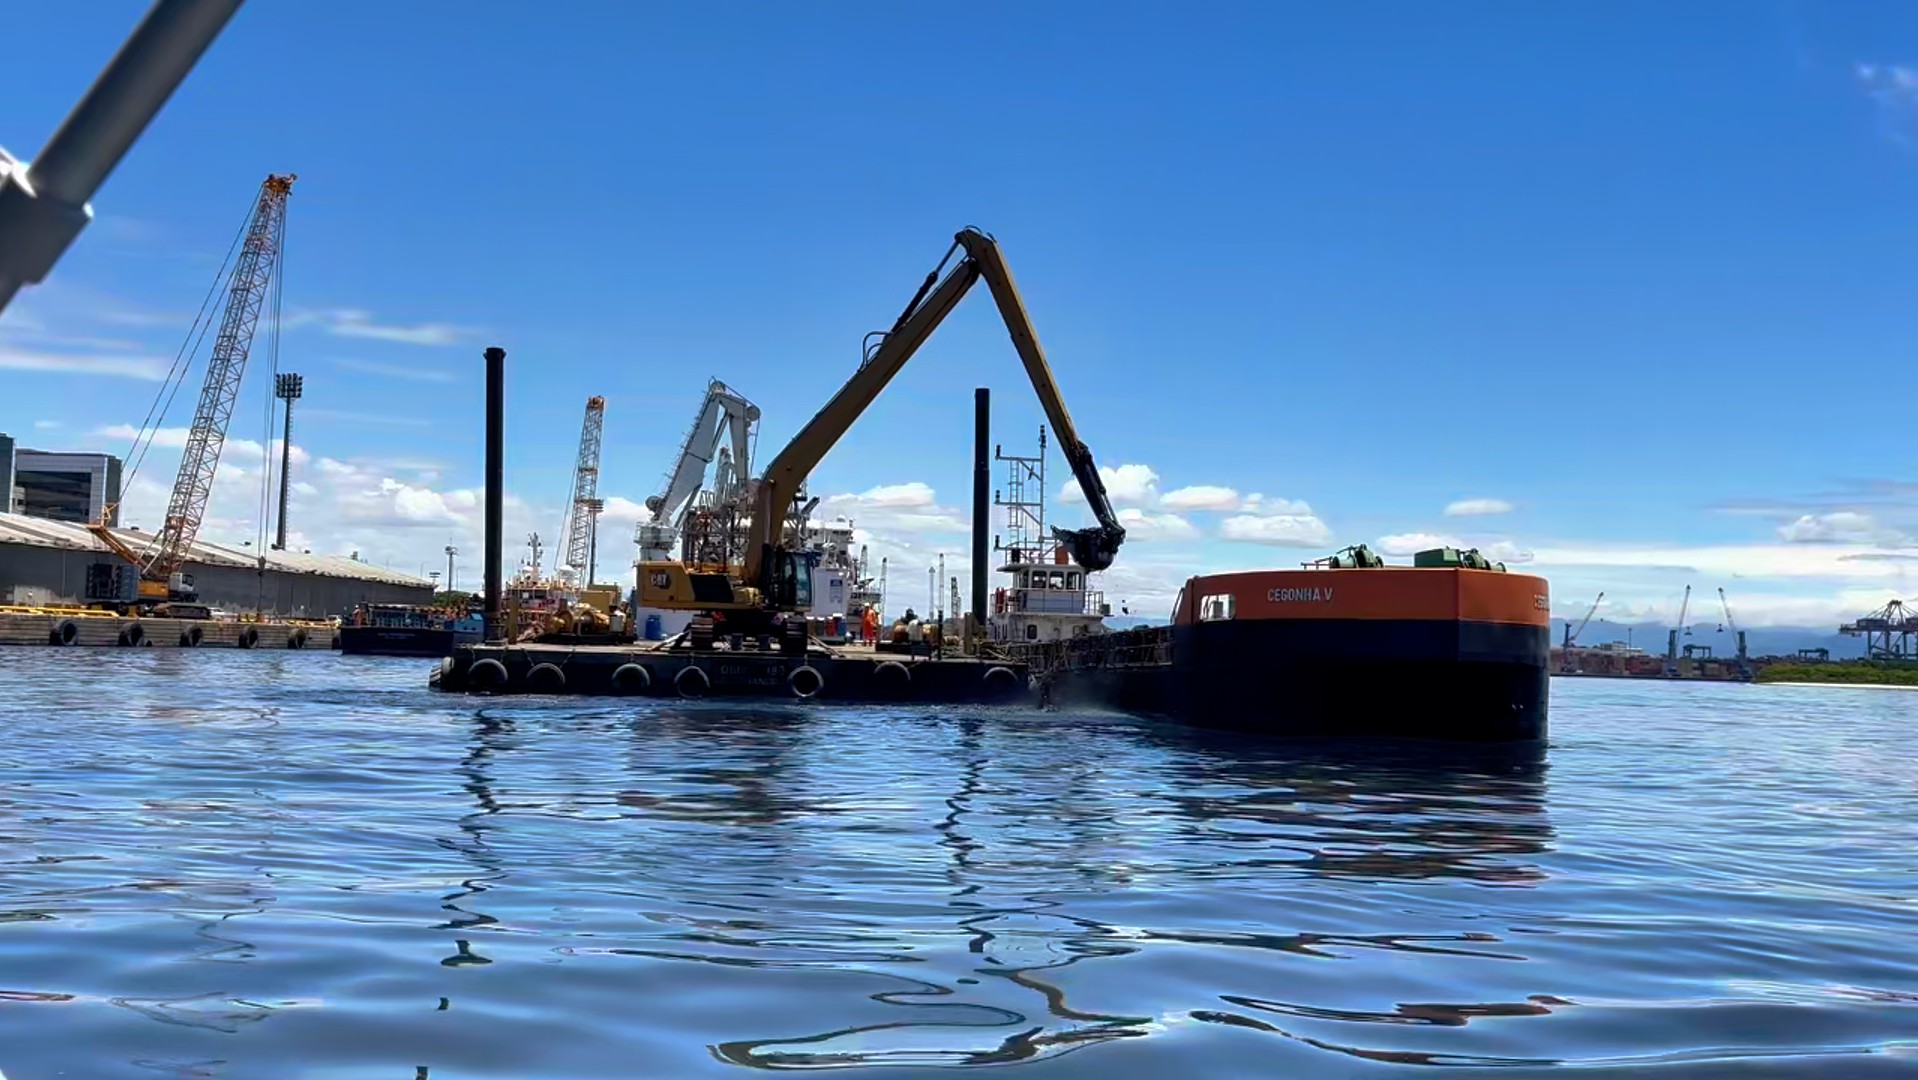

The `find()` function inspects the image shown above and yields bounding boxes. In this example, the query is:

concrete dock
[432,639,1031,703]
[0,608,335,649]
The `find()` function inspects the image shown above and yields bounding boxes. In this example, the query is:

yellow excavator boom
[745,228,1125,589]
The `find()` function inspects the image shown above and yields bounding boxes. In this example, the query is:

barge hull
[1037,567,1551,742]
[1049,619,1547,741]
[339,626,478,657]
[432,642,1032,705]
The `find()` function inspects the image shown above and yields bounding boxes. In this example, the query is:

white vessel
[988,426,1108,644]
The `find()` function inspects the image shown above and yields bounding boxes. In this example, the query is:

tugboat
[987,427,1112,647]
[340,602,483,657]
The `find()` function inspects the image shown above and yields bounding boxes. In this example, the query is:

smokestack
[483,346,505,642]
[971,387,989,630]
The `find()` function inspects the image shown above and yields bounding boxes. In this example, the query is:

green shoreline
[1756,662,1918,686]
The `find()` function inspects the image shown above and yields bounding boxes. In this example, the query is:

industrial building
[1,433,122,525]
[0,512,434,616]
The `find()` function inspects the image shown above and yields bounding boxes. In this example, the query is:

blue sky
[6,1,1918,625]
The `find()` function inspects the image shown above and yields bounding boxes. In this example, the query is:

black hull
[339,626,480,658]
[1046,619,1548,742]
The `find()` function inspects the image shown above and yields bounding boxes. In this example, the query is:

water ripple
[0,653,1916,1077]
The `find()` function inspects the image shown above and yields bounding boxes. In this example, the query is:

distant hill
[1095,614,1870,658]
[1572,620,1866,660]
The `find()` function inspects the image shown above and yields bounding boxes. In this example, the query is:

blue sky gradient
[6,2,1918,625]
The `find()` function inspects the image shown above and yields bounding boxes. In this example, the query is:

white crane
[637,379,760,562]
[554,395,605,583]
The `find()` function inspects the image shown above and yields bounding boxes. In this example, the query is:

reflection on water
[1,653,1917,1077]
[705,725,1554,1070]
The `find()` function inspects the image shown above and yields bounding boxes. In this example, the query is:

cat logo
[649,571,671,590]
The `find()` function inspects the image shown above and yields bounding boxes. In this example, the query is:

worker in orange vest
[861,606,879,644]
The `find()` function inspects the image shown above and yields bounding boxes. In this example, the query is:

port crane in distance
[1718,587,1751,678]
[554,395,606,584]
[1664,584,1693,676]
[87,172,294,618]
[636,379,760,563]
[638,227,1128,636]
[1560,591,1603,672]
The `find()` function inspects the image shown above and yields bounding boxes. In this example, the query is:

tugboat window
[1199,594,1235,621]
[1026,624,1039,640]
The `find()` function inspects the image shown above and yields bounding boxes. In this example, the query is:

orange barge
[1030,560,1551,741]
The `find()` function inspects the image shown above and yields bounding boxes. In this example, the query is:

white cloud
[1777,511,1906,545]
[1061,464,1159,507]
[1377,532,1530,562]
[1116,507,1199,541]
[92,425,308,470]
[1444,498,1513,517]
[96,423,191,449]
[1483,540,1534,565]
[844,482,936,508]
[818,481,966,535]
[1221,510,1332,547]
[33,420,60,430]
[287,309,478,347]
[1528,540,1918,581]
[0,348,169,380]
[1160,485,1241,511]
[1377,532,1461,556]
[331,356,458,383]
[597,495,650,525]
[1858,63,1918,109]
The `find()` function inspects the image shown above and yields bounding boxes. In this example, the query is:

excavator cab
[763,548,818,612]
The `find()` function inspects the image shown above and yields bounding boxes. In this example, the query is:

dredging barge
[435,227,1551,742]
[1020,553,1551,742]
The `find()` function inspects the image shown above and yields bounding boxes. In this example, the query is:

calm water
[1,652,1916,1078]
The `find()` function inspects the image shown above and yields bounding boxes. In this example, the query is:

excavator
[637,227,1127,641]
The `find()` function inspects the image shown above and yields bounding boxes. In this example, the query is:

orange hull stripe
[1178,569,1550,627]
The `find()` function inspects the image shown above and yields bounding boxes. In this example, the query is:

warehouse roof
[0,511,433,588]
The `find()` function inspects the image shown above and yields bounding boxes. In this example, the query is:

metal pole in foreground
[0,0,246,315]
[971,387,989,635]
[483,347,505,642]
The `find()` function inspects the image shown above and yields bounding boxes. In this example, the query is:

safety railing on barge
[1006,624,1173,676]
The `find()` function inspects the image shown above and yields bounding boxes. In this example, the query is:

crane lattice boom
[149,173,294,578]
[1568,591,1604,646]
[558,395,606,580]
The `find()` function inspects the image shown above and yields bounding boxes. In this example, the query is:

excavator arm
[747,228,1126,586]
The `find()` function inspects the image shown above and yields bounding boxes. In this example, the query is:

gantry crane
[1560,591,1604,672]
[636,379,760,563]
[637,228,1125,644]
[88,172,294,616]
[554,395,606,584]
